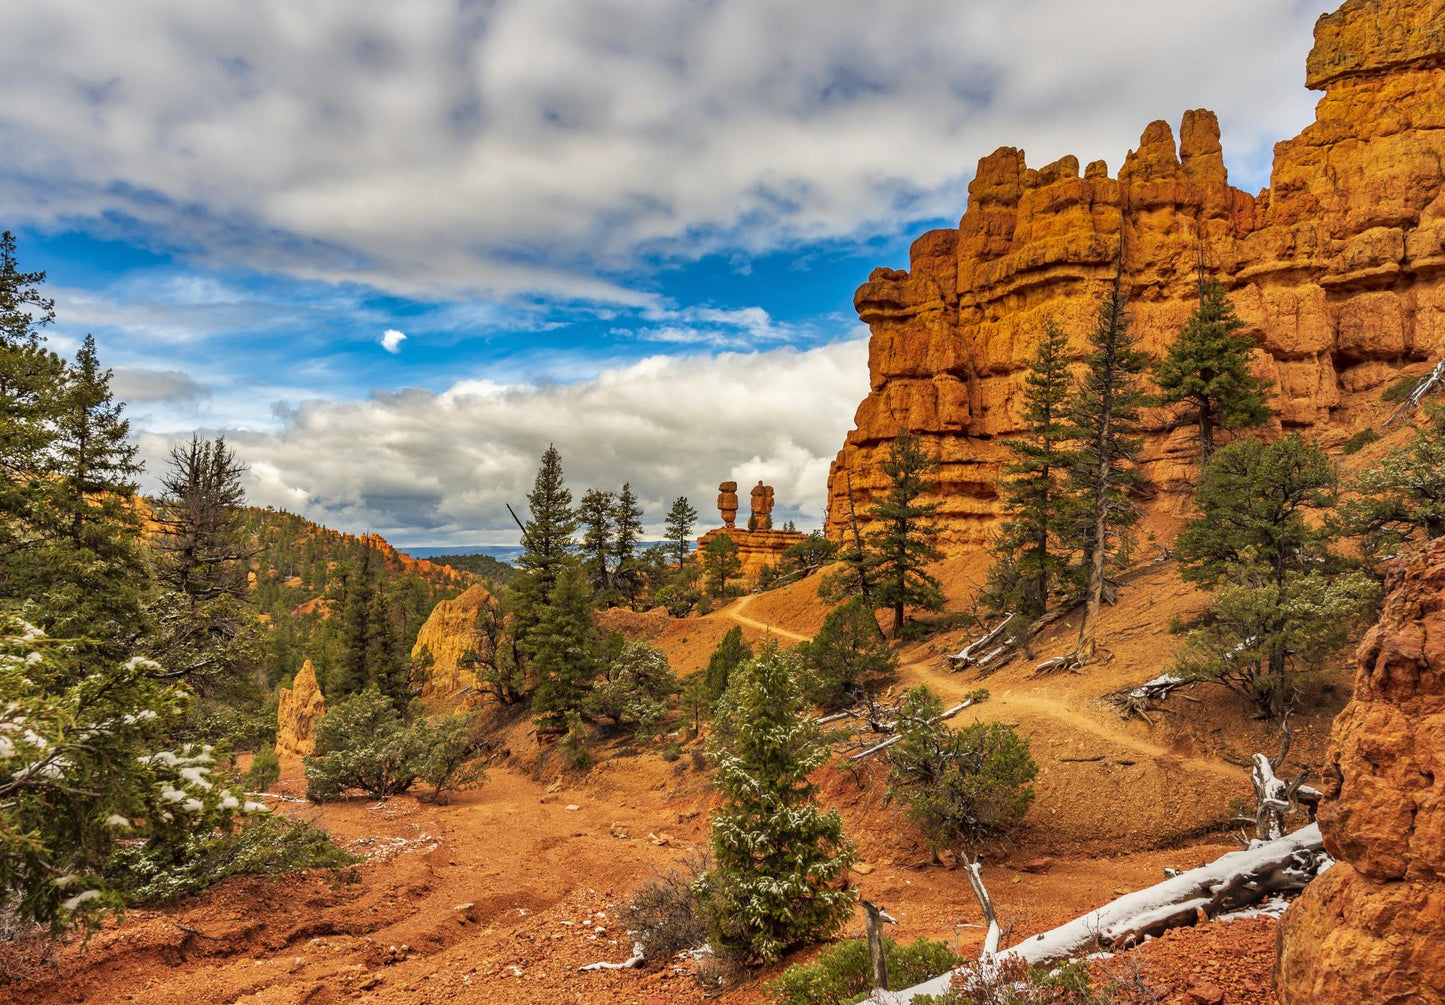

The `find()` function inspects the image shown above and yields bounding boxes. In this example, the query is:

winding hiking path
[718,593,812,643]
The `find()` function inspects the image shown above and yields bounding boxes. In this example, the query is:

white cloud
[379,328,407,353]
[135,337,871,546]
[0,1,1326,300]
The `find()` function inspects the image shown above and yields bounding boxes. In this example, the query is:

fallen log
[946,614,1014,668]
[867,824,1329,1003]
[579,942,645,971]
[849,697,977,761]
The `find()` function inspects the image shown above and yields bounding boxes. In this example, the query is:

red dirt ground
[2,552,1344,1005]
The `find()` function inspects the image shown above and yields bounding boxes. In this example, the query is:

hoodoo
[826,0,1445,550]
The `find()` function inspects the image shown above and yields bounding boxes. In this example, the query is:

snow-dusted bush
[0,613,264,931]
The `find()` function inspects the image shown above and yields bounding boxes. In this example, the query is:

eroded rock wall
[826,0,1445,549]
[412,583,493,697]
[1275,539,1445,1004]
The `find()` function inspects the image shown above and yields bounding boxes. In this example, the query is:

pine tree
[696,642,856,963]
[664,496,698,566]
[612,482,645,608]
[530,563,600,734]
[702,624,752,706]
[990,320,1075,617]
[1154,280,1271,465]
[867,433,944,639]
[799,597,896,710]
[1066,284,1149,664]
[0,232,66,592]
[22,336,145,648]
[1171,435,1369,718]
[702,533,742,598]
[511,445,578,664]
[150,435,259,687]
[577,488,615,597]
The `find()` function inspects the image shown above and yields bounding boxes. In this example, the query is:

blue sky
[1,1,1331,547]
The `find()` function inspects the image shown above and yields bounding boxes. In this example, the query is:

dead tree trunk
[862,900,895,992]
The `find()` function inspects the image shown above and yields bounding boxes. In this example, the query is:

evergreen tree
[989,320,1075,617]
[1340,404,1445,555]
[1170,435,1366,718]
[799,597,896,710]
[511,445,577,665]
[612,482,645,608]
[664,495,698,566]
[0,232,66,595]
[1066,284,1149,664]
[695,642,856,963]
[1154,280,1271,465]
[1175,434,1335,589]
[530,563,599,734]
[577,487,615,597]
[702,624,752,706]
[24,335,145,648]
[888,686,1037,855]
[702,533,743,598]
[150,436,259,688]
[585,640,677,735]
[867,432,944,639]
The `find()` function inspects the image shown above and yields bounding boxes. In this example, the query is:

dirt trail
[718,593,812,642]
[894,656,1243,783]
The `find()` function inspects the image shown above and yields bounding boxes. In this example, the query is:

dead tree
[1246,715,1314,843]
[1106,674,1196,725]
[1384,357,1445,429]
[861,900,898,992]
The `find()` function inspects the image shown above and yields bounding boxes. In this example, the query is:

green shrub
[303,689,426,801]
[659,740,682,762]
[415,715,488,804]
[1341,427,1379,454]
[799,597,896,710]
[889,686,1037,854]
[243,744,281,792]
[108,814,357,905]
[766,936,959,1005]
[585,640,678,736]
[559,711,592,770]
[1381,374,1422,402]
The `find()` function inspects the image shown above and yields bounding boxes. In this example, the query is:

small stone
[565,803,581,811]
[1020,857,1053,874]
[853,862,874,875]
[1187,982,1224,1005]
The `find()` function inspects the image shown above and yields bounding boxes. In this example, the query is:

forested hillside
[239,508,474,699]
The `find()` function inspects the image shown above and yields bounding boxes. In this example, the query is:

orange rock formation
[1276,539,1445,1004]
[826,0,1445,549]
[698,481,804,586]
[411,583,494,697]
[275,659,326,758]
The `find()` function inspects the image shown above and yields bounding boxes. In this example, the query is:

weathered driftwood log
[848,698,978,761]
[1106,674,1194,724]
[868,824,1329,1003]
[946,614,1015,670]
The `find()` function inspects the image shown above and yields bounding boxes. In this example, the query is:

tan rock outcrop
[276,659,326,758]
[826,0,1445,549]
[411,583,494,697]
[1276,539,1445,1004]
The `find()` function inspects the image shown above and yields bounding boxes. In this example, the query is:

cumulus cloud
[0,1,1324,301]
[379,328,407,353]
[135,338,871,546]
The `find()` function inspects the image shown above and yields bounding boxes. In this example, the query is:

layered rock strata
[826,0,1445,549]
[275,659,326,758]
[1276,539,1445,1004]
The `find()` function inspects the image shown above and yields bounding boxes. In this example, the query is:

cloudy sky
[3,0,1330,549]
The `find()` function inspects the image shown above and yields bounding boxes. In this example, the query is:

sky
[1,0,1332,549]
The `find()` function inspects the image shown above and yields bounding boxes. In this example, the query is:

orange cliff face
[1275,539,1445,1004]
[825,0,1445,551]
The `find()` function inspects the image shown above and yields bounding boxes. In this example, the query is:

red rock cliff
[826,0,1445,548]
[1275,538,1445,1004]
